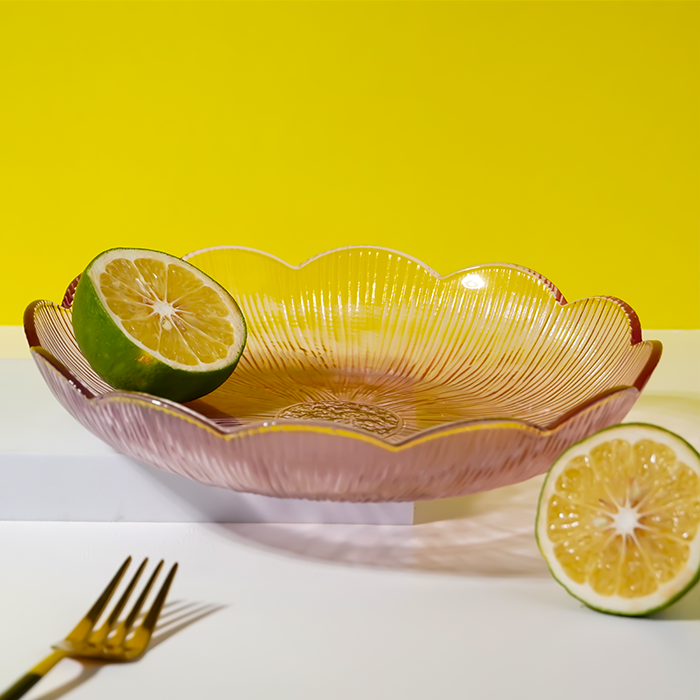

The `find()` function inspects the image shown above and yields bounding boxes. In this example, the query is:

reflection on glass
[461,273,486,290]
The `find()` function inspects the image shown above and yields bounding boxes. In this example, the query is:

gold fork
[0,556,178,700]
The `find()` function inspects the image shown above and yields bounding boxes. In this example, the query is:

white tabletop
[1,504,699,699]
[1,329,699,699]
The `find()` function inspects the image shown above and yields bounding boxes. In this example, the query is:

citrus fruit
[536,423,700,616]
[71,248,247,402]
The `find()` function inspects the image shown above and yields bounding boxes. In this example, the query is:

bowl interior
[29,247,658,445]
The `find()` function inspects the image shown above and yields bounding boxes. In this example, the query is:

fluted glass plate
[24,246,661,502]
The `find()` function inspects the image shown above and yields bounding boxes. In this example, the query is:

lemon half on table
[536,424,700,616]
[72,248,247,403]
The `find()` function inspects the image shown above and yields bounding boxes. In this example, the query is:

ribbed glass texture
[24,247,661,502]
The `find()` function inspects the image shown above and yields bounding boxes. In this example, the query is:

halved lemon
[72,248,247,402]
[536,423,700,616]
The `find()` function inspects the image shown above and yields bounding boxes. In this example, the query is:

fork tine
[119,563,178,659]
[123,560,164,633]
[139,563,178,636]
[104,560,164,650]
[65,556,132,642]
[106,558,148,628]
[90,558,148,645]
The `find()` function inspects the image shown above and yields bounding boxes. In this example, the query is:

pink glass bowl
[24,246,661,502]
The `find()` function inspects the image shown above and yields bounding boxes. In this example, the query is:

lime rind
[535,423,700,617]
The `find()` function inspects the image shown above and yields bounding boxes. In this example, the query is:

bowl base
[276,400,403,438]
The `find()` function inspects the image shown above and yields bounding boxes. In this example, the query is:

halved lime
[71,248,247,402]
[536,423,700,616]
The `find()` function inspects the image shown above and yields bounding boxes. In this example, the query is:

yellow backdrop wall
[1,2,698,329]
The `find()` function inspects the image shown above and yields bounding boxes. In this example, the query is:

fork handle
[0,650,68,700]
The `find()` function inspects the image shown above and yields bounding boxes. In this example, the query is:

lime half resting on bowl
[71,248,247,402]
[536,423,700,616]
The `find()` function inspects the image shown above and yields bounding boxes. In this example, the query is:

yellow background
[1,2,698,329]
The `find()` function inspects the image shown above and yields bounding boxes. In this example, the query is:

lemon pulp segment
[98,256,237,368]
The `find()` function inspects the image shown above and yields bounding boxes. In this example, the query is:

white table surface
[1,329,699,699]
[1,518,699,700]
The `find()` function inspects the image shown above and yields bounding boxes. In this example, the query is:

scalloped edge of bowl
[24,245,663,448]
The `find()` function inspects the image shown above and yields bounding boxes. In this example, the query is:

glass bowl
[24,246,661,502]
